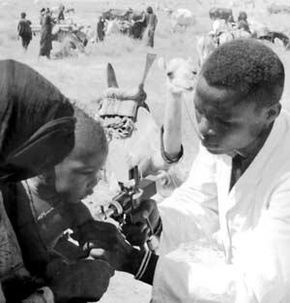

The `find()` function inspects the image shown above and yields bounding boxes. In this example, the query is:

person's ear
[266,103,281,122]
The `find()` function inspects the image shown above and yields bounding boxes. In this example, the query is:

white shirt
[152,110,290,303]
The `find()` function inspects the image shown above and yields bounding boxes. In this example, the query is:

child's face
[194,75,277,156]
[54,151,106,203]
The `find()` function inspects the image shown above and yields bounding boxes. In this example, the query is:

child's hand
[76,220,135,271]
[22,287,54,303]
[46,258,114,302]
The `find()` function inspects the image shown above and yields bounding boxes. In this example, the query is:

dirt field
[2,0,290,302]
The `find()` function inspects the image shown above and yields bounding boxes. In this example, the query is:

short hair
[201,39,285,108]
[71,106,108,160]
[21,12,26,18]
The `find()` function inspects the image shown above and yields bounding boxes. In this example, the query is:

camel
[196,28,251,67]
[97,55,167,190]
[169,8,195,32]
[158,57,197,163]
[158,57,197,93]
[97,55,197,196]
[104,19,121,36]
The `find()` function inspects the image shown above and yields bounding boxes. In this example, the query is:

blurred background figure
[237,11,251,34]
[96,15,106,42]
[17,12,32,50]
[57,3,65,23]
[145,6,158,47]
[39,8,53,59]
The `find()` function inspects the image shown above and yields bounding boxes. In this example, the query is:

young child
[4,106,113,303]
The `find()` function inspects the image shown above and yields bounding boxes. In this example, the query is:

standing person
[144,6,158,47]
[39,7,46,25]
[0,59,75,302]
[237,11,251,34]
[84,39,290,303]
[57,4,65,23]
[39,8,53,59]
[96,16,105,42]
[17,12,32,50]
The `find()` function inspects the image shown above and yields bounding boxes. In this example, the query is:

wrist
[137,252,158,285]
[124,248,146,275]
[153,217,162,237]
[160,125,184,164]
[131,249,158,285]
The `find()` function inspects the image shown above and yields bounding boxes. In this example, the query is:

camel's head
[158,57,197,94]
[105,63,150,113]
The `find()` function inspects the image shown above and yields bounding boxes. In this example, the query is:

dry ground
[2,0,290,302]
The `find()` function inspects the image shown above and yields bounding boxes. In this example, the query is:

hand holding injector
[95,166,162,252]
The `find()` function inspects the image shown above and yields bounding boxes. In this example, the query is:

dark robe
[2,163,113,303]
[39,14,53,57]
[17,19,32,50]
[145,13,158,47]
[97,18,105,41]
[0,59,75,302]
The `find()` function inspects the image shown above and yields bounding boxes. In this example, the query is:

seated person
[3,105,113,302]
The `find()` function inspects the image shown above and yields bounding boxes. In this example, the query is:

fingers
[122,223,150,247]
[89,245,116,267]
[89,248,107,258]
[93,259,115,278]
[122,200,160,248]
[130,199,155,224]
[78,220,122,250]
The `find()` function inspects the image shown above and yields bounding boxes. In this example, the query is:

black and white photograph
[1,0,290,302]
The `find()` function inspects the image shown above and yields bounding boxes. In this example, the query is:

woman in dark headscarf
[0,59,75,302]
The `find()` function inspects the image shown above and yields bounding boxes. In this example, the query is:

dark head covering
[0,59,75,182]
[147,6,153,14]
[238,11,248,21]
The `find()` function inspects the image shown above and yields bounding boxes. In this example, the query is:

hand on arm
[122,199,161,247]
[77,219,158,284]
[73,201,161,285]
